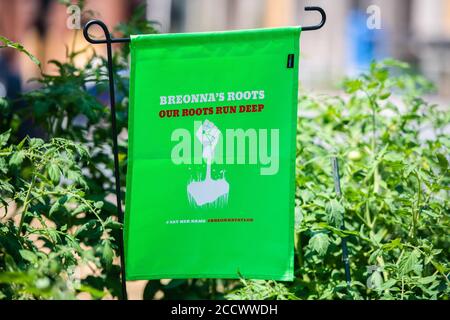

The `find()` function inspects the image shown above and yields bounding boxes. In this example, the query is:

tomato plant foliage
[229,59,449,300]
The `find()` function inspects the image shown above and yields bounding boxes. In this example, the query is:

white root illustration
[187,120,229,207]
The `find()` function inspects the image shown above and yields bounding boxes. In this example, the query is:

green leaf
[101,239,114,270]
[0,129,11,147]
[31,191,45,205]
[49,201,61,216]
[399,249,422,275]
[378,90,391,100]
[9,150,26,166]
[29,138,44,148]
[431,261,447,274]
[380,278,397,291]
[104,217,122,230]
[382,238,403,251]
[0,158,8,174]
[0,36,41,67]
[367,271,383,290]
[403,165,416,179]
[344,79,362,93]
[383,152,404,162]
[77,284,106,299]
[325,199,345,227]
[48,162,61,183]
[74,220,97,237]
[418,275,437,285]
[58,195,69,205]
[19,250,37,264]
[308,233,330,256]
[0,272,32,285]
[436,153,448,172]
[372,67,388,82]
[72,204,90,216]
[94,201,104,209]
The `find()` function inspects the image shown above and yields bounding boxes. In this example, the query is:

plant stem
[364,90,381,195]
[376,255,389,282]
[365,202,372,228]
[401,277,404,300]
[17,175,36,236]
[295,232,304,268]
[70,29,79,63]
[409,171,422,239]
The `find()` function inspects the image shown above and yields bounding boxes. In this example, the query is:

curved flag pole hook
[302,6,327,31]
[83,19,131,44]
[82,5,326,301]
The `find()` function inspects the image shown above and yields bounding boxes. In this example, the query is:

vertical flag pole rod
[331,157,352,287]
[82,5,326,301]
[83,20,128,300]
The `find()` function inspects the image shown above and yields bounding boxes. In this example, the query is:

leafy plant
[229,59,449,300]
[0,131,120,299]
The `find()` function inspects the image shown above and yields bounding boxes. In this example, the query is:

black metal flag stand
[332,157,352,287]
[82,6,326,301]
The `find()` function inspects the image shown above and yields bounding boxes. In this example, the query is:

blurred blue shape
[346,9,388,75]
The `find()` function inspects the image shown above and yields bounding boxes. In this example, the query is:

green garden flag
[125,27,301,281]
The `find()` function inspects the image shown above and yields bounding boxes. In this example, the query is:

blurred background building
[1,0,450,99]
